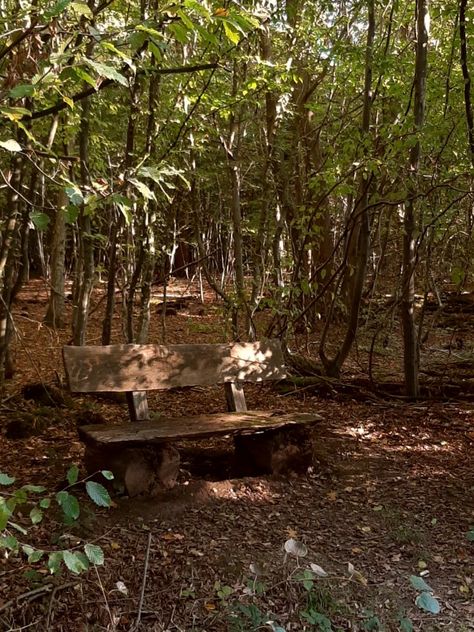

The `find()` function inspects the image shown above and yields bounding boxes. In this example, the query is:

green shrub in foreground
[0,466,112,574]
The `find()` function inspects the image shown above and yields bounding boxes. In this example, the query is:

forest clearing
[1,0,474,629]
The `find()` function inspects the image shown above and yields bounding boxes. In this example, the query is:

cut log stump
[234,425,314,475]
[84,443,180,497]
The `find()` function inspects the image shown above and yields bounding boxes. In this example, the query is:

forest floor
[0,279,473,632]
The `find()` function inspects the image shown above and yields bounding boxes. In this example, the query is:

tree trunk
[319,0,375,378]
[459,0,474,165]
[72,98,95,346]
[44,190,67,328]
[401,0,430,398]
[0,135,24,385]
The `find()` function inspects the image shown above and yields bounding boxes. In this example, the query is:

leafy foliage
[0,467,113,575]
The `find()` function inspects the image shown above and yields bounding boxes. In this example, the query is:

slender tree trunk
[401,0,429,398]
[72,98,95,345]
[44,117,67,328]
[0,133,24,384]
[44,189,67,327]
[319,0,375,377]
[223,61,247,339]
[459,0,474,165]
[101,208,118,344]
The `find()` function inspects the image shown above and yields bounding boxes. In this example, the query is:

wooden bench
[63,340,322,496]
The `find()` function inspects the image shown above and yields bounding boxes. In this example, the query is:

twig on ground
[94,565,115,630]
[0,581,74,616]
[45,581,76,629]
[131,531,152,631]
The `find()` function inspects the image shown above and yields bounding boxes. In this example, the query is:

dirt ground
[0,280,472,631]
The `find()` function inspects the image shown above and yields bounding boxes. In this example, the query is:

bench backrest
[63,340,286,421]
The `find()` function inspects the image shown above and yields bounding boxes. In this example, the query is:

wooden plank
[78,411,322,445]
[63,340,286,393]
[225,382,247,412]
[126,392,150,421]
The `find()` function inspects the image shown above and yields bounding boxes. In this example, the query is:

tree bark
[401,0,430,398]
[319,0,375,377]
[72,97,95,345]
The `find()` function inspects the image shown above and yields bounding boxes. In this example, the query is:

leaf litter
[0,279,472,630]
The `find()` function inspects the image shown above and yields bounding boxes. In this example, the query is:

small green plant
[214,580,234,604]
[229,603,267,631]
[409,575,441,615]
[361,609,384,631]
[0,466,113,575]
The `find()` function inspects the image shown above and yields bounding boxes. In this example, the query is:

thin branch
[19,63,219,123]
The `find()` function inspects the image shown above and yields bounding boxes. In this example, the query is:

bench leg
[84,444,180,497]
[234,426,314,476]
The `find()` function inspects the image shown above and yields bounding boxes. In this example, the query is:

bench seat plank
[78,411,322,446]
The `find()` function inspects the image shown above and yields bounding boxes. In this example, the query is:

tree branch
[20,62,219,122]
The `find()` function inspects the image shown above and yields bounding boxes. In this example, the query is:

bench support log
[84,443,180,496]
[234,425,314,475]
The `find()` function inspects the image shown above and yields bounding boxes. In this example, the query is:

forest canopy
[0,0,473,397]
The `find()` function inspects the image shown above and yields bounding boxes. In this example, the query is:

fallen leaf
[162,532,184,541]
[284,538,308,557]
[310,563,328,577]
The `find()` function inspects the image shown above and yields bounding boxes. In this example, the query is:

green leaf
[399,616,414,632]
[0,536,18,550]
[101,470,114,481]
[68,66,97,87]
[0,472,15,486]
[148,41,163,62]
[168,22,189,45]
[48,551,63,574]
[71,1,93,17]
[67,465,79,486]
[86,59,128,87]
[223,21,240,45]
[27,549,44,563]
[176,9,195,30]
[86,481,111,507]
[56,491,80,520]
[13,489,28,505]
[30,212,50,231]
[466,529,474,542]
[45,0,71,19]
[39,498,51,509]
[0,503,12,530]
[415,591,440,614]
[0,139,22,153]
[63,550,89,574]
[0,106,31,121]
[129,178,156,200]
[64,206,79,224]
[47,551,63,575]
[110,193,133,224]
[9,84,35,99]
[22,485,46,493]
[30,506,43,525]
[65,185,84,206]
[409,575,432,592]
[84,543,104,565]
